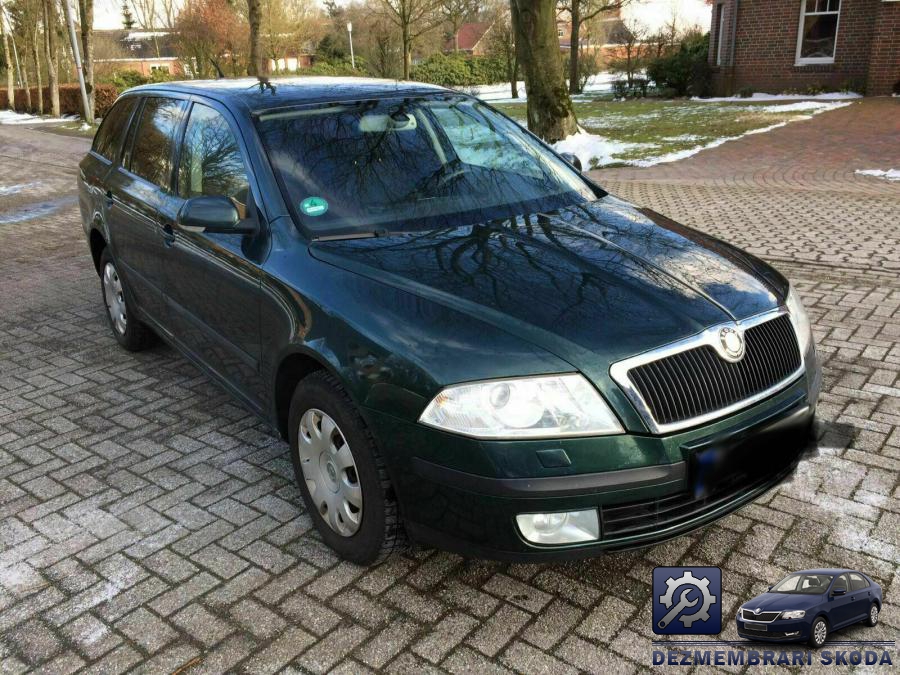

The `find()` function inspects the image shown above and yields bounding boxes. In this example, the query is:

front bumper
[366,350,820,562]
[737,617,811,643]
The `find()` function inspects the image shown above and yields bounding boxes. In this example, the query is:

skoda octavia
[78,78,821,564]
[737,569,882,647]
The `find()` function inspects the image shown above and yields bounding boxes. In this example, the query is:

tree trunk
[401,24,411,79]
[78,0,94,120]
[31,31,42,114]
[568,0,580,94]
[1,1,13,110]
[247,0,262,76]
[511,0,577,142]
[42,0,59,117]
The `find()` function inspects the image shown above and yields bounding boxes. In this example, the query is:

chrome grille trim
[741,609,781,623]
[610,309,805,435]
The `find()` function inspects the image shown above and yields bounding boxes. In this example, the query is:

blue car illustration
[736,568,882,647]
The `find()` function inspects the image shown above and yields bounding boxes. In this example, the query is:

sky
[95,0,712,33]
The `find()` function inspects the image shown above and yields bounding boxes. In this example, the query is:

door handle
[161,222,176,246]
[105,190,114,208]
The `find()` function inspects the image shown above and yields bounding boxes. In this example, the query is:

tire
[808,616,828,648]
[99,248,156,351]
[865,602,879,627]
[288,370,406,565]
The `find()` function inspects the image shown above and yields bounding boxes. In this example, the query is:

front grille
[741,609,781,622]
[739,627,790,639]
[628,314,801,427]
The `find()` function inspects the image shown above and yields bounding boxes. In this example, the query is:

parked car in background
[78,78,821,564]
[737,569,882,647]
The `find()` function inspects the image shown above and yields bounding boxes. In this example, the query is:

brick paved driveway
[1,98,898,673]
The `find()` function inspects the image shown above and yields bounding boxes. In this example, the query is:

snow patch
[757,101,852,113]
[692,92,862,102]
[552,131,654,169]
[474,73,616,103]
[0,110,75,125]
[0,181,42,196]
[855,169,900,182]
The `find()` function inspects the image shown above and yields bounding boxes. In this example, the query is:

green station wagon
[78,78,821,563]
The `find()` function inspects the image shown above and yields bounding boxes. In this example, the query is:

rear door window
[849,573,869,591]
[92,97,137,162]
[128,97,186,190]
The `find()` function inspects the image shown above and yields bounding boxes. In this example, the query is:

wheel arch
[273,348,340,441]
[89,227,107,276]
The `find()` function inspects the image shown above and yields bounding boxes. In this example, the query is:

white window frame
[715,3,726,66]
[795,0,842,66]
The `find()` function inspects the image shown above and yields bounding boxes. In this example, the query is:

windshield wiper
[312,228,390,242]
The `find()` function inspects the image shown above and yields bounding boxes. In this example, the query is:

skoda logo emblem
[718,326,745,362]
[754,608,762,615]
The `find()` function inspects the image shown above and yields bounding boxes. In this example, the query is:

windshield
[770,574,833,594]
[255,95,598,237]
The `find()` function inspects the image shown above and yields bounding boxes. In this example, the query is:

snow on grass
[474,73,615,102]
[553,131,655,170]
[855,169,900,182]
[757,101,852,113]
[692,92,862,102]
[0,110,75,125]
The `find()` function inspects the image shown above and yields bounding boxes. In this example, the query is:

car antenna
[209,59,225,80]
[257,76,277,95]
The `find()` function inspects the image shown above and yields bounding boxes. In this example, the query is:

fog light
[785,631,800,637]
[516,509,599,545]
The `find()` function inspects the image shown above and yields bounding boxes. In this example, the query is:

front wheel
[866,603,879,627]
[288,370,406,565]
[808,617,828,648]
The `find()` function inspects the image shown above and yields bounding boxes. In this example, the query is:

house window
[558,28,564,38]
[796,0,841,64]
[715,3,726,66]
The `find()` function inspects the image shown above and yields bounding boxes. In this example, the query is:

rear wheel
[865,602,879,627]
[99,249,156,351]
[809,617,828,648]
[288,370,406,565]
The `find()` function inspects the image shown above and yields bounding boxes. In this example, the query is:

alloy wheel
[870,605,879,625]
[102,262,127,335]
[297,408,362,536]
[814,620,827,646]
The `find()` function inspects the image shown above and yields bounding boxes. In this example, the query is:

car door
[107,96,187,326]
[847,573,873,623]
[157,100,266,408]
[827,574,857,628]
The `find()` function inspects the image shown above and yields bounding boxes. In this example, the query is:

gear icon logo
[652,567,722,635]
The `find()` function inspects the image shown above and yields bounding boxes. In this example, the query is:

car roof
[124,77,452,115]
[788,569,857,575]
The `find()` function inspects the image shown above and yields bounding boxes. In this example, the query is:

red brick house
[709,0,900,95]
[443,22,494,55]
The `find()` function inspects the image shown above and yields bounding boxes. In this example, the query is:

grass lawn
[492,98,851,168]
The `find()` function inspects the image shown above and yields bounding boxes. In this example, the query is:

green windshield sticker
[300,197,329,216]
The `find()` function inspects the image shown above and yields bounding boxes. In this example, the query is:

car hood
[309,196,786,375]
[742,592,825,613]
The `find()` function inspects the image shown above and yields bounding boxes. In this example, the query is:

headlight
[419,374,624,439]
[780,610,806,620]
[785,285,813,356]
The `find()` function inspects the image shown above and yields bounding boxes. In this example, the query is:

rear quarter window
[128,97,186,189]
[92,97,138,162]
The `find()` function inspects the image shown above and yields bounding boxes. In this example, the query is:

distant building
[443,22,494,56]
[709,0,900,96]
[93,30,182,77]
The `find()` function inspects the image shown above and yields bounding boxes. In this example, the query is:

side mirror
[560,152,583,173]
[178,196,256,235]
[767,586,773,592]
[832,587,847,596]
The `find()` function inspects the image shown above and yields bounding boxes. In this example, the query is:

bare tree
[510,0,576,142]
[1,0,14,109]
[247,0,261,75]
[378,0,443,79]
[563,0,628,94]
[484,4,517,97]
[129,0,161,56]
[607,17,647,86]
[440,0,479,52]
[42,0,59,116]
[77,0,94,119]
